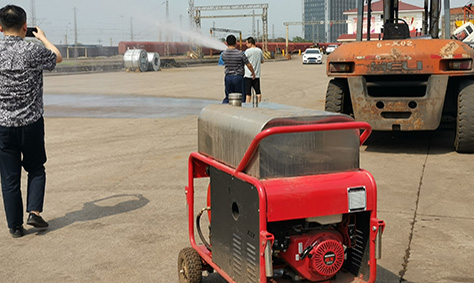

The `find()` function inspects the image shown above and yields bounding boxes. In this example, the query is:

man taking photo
[0,4,62,238]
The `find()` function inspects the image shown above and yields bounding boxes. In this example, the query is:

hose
[196,206,212,251]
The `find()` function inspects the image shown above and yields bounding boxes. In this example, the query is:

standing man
[0,5,62,238]
[244,37,264,103]
[221,34,255,103]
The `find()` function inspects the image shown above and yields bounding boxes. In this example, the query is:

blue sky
[1,0,469,45]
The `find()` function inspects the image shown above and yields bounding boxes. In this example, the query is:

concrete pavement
[0,57,472,283]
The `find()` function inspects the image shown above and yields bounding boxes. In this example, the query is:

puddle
[44,94,219,118]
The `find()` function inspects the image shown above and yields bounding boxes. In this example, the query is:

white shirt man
[244,37,264,103]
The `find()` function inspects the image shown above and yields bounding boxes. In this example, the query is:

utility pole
[120,15,125,41]
[73,7,78,58]
[257,19,260,42]
[130,17,134,41]
[188,0,194,29]
[262,5,268,54]
[252,10,256,38]
[73,7,78,45]
[30,0,36,26]
[301,0,304,37]
[165,0,170,56]
[180,14,183,41]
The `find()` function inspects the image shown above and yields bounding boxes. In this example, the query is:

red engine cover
[279,230,345,282]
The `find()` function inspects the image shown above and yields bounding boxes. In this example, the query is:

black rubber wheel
[325,78,352,115]
[178,247,203,283]
[455,83,474,153]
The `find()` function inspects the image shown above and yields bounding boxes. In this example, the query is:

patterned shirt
[222,48,249,76]
[0,36,57,127]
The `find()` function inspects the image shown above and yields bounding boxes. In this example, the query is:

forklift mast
[383,0,398,24]
[356,0,450,41]
[325,0,474,152]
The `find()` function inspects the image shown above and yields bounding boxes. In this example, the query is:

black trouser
[0,117,47,229]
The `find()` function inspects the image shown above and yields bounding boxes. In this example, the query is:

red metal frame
[185,121,384,283]
[464,4,474,24]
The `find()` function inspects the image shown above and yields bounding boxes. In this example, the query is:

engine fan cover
[309,237,345,276]
[279,230,345,282]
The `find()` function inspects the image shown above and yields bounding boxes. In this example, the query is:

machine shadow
[33,194,149,235]
[202,272,227,283]
[201,265,402,282]
[377,265,408,283]
[363,123,455,155]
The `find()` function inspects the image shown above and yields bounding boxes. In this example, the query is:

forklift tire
[178,247,203,283]
[455,84,474,153]
[325,78,352,115]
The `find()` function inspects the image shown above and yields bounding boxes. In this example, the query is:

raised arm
[33,26,62,63]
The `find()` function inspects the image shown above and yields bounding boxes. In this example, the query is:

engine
[279,230,345,281]
[268,214,362,282]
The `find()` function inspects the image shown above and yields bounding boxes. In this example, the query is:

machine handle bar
[235,121,372,174]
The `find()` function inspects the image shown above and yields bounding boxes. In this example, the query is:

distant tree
[272,37,286,42]
[292,36,311,43]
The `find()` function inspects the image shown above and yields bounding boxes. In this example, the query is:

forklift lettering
[370,61,422,72]
[377,40,414,48]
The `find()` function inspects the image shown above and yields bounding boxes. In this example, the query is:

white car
[325,44,338,54]
[302,48,323,64]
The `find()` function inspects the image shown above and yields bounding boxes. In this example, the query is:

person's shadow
[34,194,149,235]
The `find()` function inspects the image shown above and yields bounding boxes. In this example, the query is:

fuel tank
[198,104,360,179]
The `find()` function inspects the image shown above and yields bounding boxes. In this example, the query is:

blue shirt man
[221,34,255,103]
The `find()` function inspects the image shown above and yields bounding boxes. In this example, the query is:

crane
[455,0,474,27]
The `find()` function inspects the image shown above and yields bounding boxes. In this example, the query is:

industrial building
[303,0,357,42]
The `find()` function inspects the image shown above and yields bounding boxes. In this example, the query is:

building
[338,0,424,41]
[303,0,358,43]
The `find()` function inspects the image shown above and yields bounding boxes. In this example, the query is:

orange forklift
[325,0,474,153]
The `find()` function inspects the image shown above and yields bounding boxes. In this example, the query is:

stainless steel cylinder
[198,104,359,179]
[147,52,160,71]
[376,227,383,259]
[264,240,273,277]
[228,93,242,107]
[123,49,148,72]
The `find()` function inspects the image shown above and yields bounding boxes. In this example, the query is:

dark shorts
[244,78,261,96]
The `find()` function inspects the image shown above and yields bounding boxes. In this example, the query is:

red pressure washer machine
[179,104,385,283]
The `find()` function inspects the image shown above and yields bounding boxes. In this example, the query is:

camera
[26,27,37,37]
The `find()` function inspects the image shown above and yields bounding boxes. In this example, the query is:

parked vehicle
[302,48,323,64]
[452,22,474,42]
[325,45,338,54]
[452,21,474,48]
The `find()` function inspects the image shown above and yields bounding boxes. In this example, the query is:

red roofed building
[338,0,424,42]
